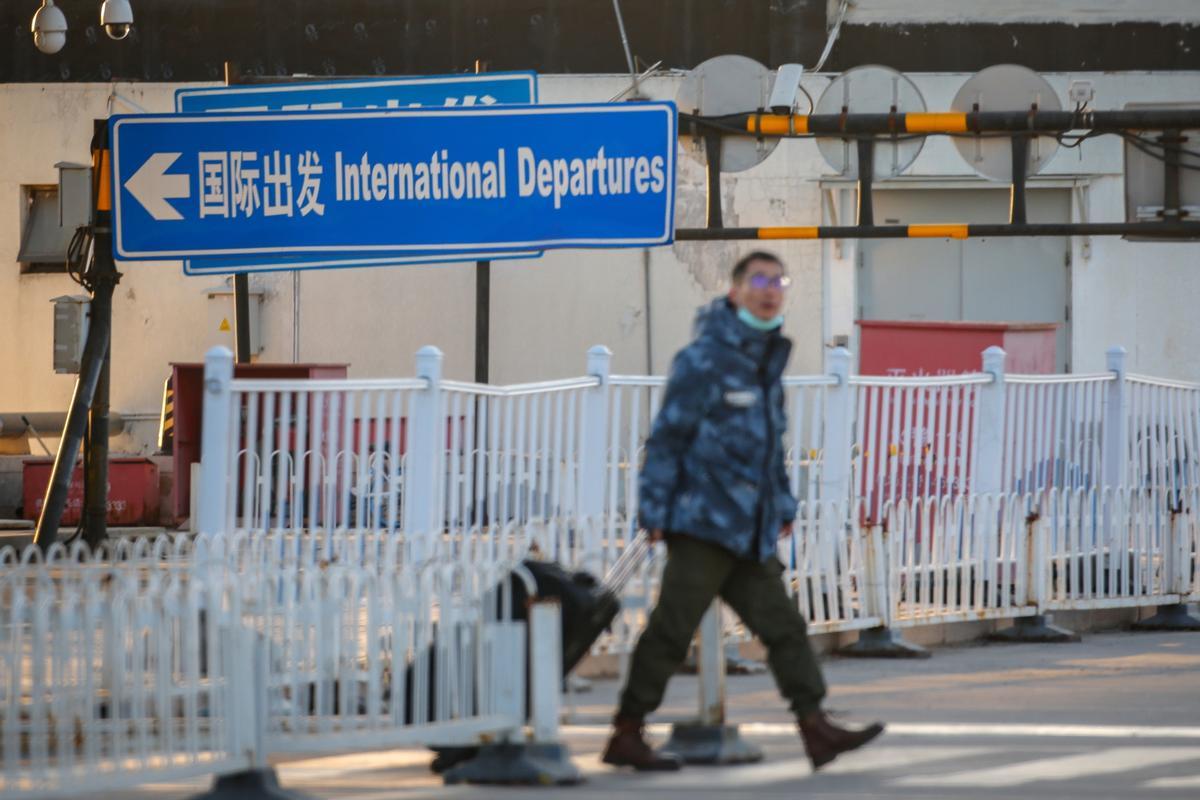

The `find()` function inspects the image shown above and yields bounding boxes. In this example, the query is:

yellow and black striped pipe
[676,223,1200,240]
[696,108,1200,138]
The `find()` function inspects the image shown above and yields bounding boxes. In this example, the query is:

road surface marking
[894,746,1200,787]
[1145,774,1200,789]
[278,749,434,780]
[633,747,992,788]
[563,722,1200,740]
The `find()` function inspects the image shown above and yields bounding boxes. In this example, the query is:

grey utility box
[52,295,90,374]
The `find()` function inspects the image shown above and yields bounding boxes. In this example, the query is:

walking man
[602,251,884,771]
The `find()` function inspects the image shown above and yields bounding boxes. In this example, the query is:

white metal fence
[11,342,1199,797]
[193,340,1200,637]
[0,549,554,799]
[5,482,1198,796]
[200,343,1200,546]
[0,562,253,799]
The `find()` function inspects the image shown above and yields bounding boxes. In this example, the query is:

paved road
[123,628,1200,800]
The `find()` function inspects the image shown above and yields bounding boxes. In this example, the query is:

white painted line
[894,746,1200,788]
[822,745,994,774]
[884,723,1200,740]
[635,758,813,788]
[563,722,1200,740]
[1145,774,1200,789]
[277,749,433,781]
[640,746,997,787]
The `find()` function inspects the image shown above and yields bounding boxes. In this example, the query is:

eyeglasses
[747,274,792,291]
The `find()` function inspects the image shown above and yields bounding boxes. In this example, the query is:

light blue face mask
[737,306,785,332]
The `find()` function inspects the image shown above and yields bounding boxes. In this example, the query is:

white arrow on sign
[124,152,190,221]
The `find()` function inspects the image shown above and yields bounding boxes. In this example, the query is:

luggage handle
[602,531,651,591]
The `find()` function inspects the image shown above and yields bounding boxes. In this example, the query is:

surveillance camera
[31,0,68,55]
[768,64,805,114]
[100,0,133,41]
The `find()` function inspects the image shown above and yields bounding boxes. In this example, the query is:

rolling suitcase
[429,534,649,772]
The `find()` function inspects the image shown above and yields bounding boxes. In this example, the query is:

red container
[23,458,160,526]
[169,362,349,524]
[854,321,1058,518]
[857,320,1058,377]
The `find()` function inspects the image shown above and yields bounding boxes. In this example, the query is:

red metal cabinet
[23,458,159,526]
[853,321,1058,516]
[169,362,349,524]
[857,320,1058,377]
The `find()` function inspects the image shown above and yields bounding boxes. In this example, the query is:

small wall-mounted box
[51,295,90,374]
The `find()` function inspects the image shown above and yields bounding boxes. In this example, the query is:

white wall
[841,0,1200,25]
[1,71,1198,454]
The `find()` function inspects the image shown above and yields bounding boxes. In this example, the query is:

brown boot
[602,715,683,771]
[798,711,884,769]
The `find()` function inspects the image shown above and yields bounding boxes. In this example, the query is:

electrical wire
[814,0,851,72]
[1056,129,1104,149]
[1122,132,1200,172]
[1122,131,1200,161]
[66,224,95,290]
[799,85,815,115]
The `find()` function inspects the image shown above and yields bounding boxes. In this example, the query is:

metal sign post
[34,120,122,548]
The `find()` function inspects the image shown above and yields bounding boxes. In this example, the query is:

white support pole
[975,346,1007,496]
[1028,506,1049,611]
[863,516,891,627]
[1102,346,1129,490]
[819,347,853,505]
[198,346,234,537]
[1168,506,1184,597]
[403,346,444,563]
[245,627,269,769]
[696,603,725,726]
[529,600,563,743]
[578,346,612,555]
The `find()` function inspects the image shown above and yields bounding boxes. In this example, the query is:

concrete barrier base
[662,722,764,765]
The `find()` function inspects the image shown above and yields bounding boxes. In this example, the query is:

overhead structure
[1123,101,1200,234]
[677,57,1200,241]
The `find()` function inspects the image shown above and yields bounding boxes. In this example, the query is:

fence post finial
[198,346,235,537]
[587,344,613,384]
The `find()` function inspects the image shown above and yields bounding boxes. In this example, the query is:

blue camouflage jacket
[639,298,797,561]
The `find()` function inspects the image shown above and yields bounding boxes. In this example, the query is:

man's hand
[780,521,795,538]
[648,528,666,543]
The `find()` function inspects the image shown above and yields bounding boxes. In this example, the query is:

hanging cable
[1121,132,1200,171]
[814,0,851,72]
[611,0,641,99]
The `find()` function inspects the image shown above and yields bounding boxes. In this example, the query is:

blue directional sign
[175,72,540,274]
[176,73,537,114]
[109,103,677,261]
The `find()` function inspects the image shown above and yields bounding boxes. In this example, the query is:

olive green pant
[617,535,826,721]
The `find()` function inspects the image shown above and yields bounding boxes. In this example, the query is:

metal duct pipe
[0,412,126,438]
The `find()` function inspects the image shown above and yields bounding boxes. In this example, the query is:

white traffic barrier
[0,553,567,798]
[195,342,1200,555]
[0,564,253,799]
